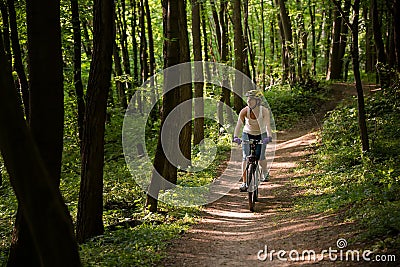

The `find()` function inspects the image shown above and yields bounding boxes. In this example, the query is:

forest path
[163,83,378,266]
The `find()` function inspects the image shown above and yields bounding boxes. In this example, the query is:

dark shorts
[242,132,267,161]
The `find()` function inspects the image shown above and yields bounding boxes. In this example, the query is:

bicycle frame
[242,139,263,211]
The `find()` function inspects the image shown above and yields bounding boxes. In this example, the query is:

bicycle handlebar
[241,139,264,145]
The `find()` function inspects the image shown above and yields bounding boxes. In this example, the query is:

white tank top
[243,107,265,135]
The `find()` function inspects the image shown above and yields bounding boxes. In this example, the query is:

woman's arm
[262,107,272,137]
[234,108,246,137]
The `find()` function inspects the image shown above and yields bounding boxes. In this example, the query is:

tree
[6,0,29,118]
[192,0,204,146]
[70,0,86,141]
[275,0,295,84]
[326,1,343,80]
[76,0,115,243]
[146,0,186,212]
[394,0,400,71]
[232,0,245,112]
[332,0,369,152]
[0,0,81,264]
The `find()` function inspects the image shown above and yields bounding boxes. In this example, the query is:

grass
[293,79,400,253]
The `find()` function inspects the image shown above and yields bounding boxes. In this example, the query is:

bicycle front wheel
[248,164,257,212]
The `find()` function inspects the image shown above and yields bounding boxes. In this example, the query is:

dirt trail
[163,84,385,267]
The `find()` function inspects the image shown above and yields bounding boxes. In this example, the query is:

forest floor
[163,83,395,266]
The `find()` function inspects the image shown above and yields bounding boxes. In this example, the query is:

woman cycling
[233,90,272,191]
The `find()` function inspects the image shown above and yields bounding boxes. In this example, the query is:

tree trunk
[70,0,86,142]
[76,0,114,243]
[277,0,295,84]
[146,0,181,212]
[0,1,11,64]
[261,0,266,86]
[351,0,369,152]
[1,0,80,264]
[242,0,251,79]
[310,0,316,76]
[139,0,149,84]
[192,0,204,146]
[113,40,128,109]
[332,0,369,151]
[7,0,30,119]
[1,35,81,267]
[210,0,222,59]
[327,2,342,80]
[364,6,375,73]
[130,0,139,87]
[81,18,92,58]
[117,0,132,99]
[232,0,245,112]
[178,0,192,167]
[144,0,155,78]
[394,0,400,71]
[371,0,386,65]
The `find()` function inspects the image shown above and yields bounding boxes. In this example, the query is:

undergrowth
[294,79,400,253]
[265,78,330,130]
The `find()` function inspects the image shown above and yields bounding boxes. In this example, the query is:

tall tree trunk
[117,0,132,99]
[144,0,155,78]
[371,0,385,65]
[130,0,139,87]
[232,0,245,112]
[309,0,317,76]
[351,0,369,152]
[192,0,204,146]
[337,0,350,78]
[333,0,369,152]
[5,0,80,264]
[70,0,86,142]
[394,0,400,71]
[242,0,251,78]
[76,0,114,243]
[113,40,128,109]
[139,0,148,83]
[326,2,342,80]
[215,0,233,126]
[0,1,11,64]
[364,6,375,73]
[81,18,92,58]
[277,0,295,84]
[7,0,30,118]
[261,0,266,86]
[0,32,81,267]
[178,0,192,166]
[210,0,222,59]
[146,0,180,212]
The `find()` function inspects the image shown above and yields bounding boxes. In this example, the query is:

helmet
[245,89,263,99]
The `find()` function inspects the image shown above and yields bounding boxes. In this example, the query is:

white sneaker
[239,182,248,192]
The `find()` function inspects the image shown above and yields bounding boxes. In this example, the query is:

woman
[233,90,272,191]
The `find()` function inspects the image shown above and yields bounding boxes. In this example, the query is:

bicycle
[241,139,263,212]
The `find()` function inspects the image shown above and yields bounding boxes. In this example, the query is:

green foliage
[294,80,400,252]
[265,79,329,130]
[80,212,193,267]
